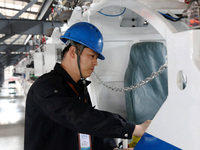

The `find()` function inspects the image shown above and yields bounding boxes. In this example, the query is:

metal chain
[93,60,168,92]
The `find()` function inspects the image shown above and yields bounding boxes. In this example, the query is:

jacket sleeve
[93,136,117,150]
[30,79,135,139]
[103,138,118,150]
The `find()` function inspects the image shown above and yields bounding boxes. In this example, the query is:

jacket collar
[53,63,91,89]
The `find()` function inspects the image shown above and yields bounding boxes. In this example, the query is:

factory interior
[0,0,200,149]
[0,0,79,149]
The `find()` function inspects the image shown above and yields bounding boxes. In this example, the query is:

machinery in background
[14,27,66,94]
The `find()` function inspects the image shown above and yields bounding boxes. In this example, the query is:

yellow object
[128,136,141,148]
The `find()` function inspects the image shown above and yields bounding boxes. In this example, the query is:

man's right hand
[132,120,151,137]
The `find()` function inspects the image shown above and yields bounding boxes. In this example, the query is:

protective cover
[124,42,168,124]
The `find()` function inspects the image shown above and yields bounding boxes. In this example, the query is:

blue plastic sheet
[124,42,168,124]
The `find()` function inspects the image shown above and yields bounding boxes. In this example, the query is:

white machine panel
[43,44,63,73]
[34,52,44,77]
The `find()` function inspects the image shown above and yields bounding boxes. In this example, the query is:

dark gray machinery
[0,0,92,86]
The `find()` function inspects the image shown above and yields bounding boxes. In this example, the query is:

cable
[158,11,184,22]
[98,7,126,17]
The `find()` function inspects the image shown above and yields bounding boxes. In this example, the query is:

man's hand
[113,120,151,150]
[132,120,151,137]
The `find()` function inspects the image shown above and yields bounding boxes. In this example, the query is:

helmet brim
[60,36,105,60]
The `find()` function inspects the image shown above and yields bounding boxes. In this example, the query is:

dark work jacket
[24,63,135,150]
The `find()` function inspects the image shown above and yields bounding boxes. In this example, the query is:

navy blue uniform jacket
[24,63,135,150]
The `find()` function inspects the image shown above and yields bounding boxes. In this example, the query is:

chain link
[93,61,168,92]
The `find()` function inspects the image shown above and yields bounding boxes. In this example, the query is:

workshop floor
[0,81,25,150]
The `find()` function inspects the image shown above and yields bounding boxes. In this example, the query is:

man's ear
[69,46,76,58]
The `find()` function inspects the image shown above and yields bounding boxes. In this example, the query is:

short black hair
[61,43,72,59]
[61,41,83,60]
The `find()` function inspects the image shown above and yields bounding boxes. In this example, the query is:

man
[24,22,151,150]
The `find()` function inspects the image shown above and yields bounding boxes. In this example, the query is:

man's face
[79,48,98,78]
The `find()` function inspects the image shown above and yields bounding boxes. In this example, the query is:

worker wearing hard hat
[24,22,151,150]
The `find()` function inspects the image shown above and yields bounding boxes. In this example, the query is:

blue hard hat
[60,22,105,60]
